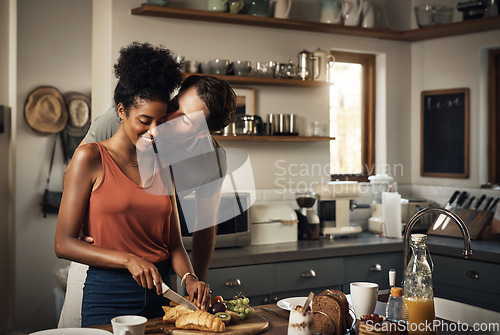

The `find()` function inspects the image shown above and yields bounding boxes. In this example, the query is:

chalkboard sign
[421,88,469,178]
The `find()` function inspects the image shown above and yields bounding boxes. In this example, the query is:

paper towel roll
[382,192,402,238]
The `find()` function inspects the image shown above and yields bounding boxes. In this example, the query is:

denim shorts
[81,259,172,327]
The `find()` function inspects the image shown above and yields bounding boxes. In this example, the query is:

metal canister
[268,113,299,135]
[297,49,314,81]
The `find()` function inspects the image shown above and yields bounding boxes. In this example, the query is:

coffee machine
[314,181,363,237]
[295,192,320,240]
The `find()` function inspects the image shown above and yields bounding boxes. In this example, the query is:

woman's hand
[126,254,163,295]
[185,276,211,310]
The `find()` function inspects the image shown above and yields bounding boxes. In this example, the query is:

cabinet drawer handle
[466,271,480,279]
[301,269,316,278]
[369,264,382,272]
[224,278,242,287]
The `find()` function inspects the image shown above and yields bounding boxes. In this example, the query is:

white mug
[271,0,292,19]
[350,282,378,319]
[111,315,147,335]
[320,0,343,24]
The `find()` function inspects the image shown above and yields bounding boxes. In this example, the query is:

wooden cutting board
[164,315,269,335]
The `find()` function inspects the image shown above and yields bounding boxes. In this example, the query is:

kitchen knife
[482,197,494,211]
[464,196,475,209]
[464,195,486,226]
[161,282,199,311]
[432,190,460,230]
[442,191,468,230]
[488,197,500,211]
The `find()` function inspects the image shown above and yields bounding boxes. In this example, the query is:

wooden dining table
[90,294,476,335]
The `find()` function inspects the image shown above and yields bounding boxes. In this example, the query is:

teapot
[343,0,364,26]
[270,0,292,19]
[313,48,335,81]
[320,0,344,24]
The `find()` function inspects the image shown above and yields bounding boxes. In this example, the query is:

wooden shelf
[131,5,500,42]
[213,135,334,142]
[183,72,330,87]
[399,16,500,42]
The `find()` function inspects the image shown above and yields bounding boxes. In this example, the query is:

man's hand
[78,226,94,244]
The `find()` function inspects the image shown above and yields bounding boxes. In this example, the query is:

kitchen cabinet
[343,252,403,292]
[271,257,344,302]
[206,252,402,305]
[131,5,500,42]
[206,263,273,302]
[432,255,500,312]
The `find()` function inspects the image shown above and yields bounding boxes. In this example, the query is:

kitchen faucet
[403,208,473,269]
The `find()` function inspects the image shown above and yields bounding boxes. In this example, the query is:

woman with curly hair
[54,42,212,327]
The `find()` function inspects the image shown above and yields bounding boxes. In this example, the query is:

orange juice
[405,296,436,335]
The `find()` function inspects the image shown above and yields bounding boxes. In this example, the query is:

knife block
[427,208,493,240]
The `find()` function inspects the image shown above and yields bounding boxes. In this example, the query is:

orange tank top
[87,142,172,263]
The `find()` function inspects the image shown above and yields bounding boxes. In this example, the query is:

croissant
[162,304,194,323]
[175,310,226,333]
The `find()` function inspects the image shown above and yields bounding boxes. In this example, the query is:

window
[329,51,375,181]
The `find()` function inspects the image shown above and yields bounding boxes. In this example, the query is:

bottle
[385,287,408,322]
[403,234,436,335]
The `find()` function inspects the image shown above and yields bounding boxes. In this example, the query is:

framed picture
[421,88,469,178]
[233,87,255,118]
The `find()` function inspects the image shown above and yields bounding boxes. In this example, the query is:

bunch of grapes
[225,294,255,320]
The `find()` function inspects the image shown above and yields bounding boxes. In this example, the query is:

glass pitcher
[403,233,436,335]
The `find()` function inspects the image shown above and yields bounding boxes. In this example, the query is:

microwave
[180,192,251,250]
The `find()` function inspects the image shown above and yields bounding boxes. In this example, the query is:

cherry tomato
[211,295,224,305]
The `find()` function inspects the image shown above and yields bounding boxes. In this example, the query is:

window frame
[487,49,500,185]
[329,51,376,182]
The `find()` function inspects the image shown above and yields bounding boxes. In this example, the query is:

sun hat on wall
[24,86,68,135]
[64,92,91,136]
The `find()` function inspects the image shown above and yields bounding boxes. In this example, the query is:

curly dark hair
[113,42,183,113]
[176,75,236,132]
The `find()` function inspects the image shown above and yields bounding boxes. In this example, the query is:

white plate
[30,328,112,335]
[277,297,312,311]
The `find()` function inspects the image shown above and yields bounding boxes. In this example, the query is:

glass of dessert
[288,304,314,335]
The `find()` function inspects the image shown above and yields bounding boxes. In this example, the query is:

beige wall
[12,0,92,331]
[410,32,500,187]
[0,0,12,332]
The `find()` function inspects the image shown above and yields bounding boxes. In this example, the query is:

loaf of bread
[313,289,352,335]
[162,304,194,323]
[175,310,226,333]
